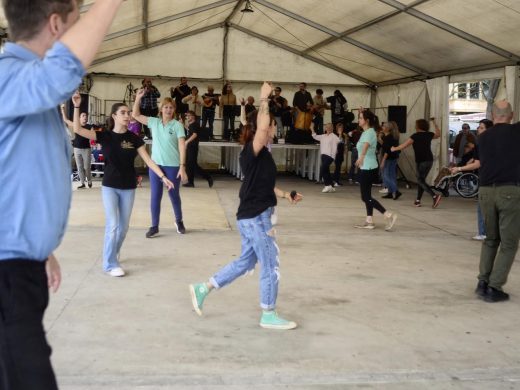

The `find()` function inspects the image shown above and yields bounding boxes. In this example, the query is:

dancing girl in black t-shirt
[72,93,173,277]
[189,82,303,330]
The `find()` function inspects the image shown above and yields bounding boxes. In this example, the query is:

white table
[145,139,321,181]
[199,142,321,181]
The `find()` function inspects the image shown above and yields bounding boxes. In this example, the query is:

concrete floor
[48,175,520,389]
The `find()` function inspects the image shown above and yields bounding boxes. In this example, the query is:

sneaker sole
[188,285,203,316]
[354,225,375,230]
[259,322,297,330]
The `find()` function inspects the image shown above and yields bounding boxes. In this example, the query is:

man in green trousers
[476,100,520,302]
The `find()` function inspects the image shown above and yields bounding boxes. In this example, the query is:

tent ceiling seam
[302,0,431,54]
[142,0,149,48]
[103,0,236,42]
[377,0,520,62]
[229,23,374,86]
[254,0,429,77]
[91,23,225,66]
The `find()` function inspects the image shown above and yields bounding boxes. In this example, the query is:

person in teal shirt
[133,92,188,236]
[354,109,397,231]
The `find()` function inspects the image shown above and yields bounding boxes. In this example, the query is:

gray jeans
[478,185,520,290]
[74,147,92,184]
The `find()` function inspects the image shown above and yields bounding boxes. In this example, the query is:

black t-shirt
[73,124,92,149]
[171,84,191,114]
[96,130,144,189]
[270,96,287,117]
[382,134,399,160]
[186,121,200,148]
[293,91,313,112]
[236,142,277,220]
[479,122,520,186]
[411,131,434,163]
[326,95,347,117]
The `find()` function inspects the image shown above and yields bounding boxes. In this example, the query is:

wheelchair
[433,170,479,198]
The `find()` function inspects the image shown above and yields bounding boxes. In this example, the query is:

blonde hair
[386,121,400,141]
[158,97,176,119]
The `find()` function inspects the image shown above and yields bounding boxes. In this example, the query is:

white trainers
[322,185,335,193]
[354,222,375,229]
[379,187,389,194]
[384,213,397,231]
[472,235,486,241]
[107,267,125,277]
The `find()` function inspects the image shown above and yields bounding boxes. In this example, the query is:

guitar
[203,94,220,108]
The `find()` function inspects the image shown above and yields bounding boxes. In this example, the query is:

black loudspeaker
[388,105,407,133]
[66,93,89,118]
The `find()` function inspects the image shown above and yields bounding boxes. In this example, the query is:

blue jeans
[477,201,486,236]
[210,208,279,310]
[149,166,182,227]
[201,108,215,137]
[102,186,135,271]
[383,159,398,193]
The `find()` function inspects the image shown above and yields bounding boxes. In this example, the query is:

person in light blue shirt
[354,108,397,231]
[132,91,188,237]
[0,1,125,388]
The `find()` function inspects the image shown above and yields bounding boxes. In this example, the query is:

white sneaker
[107,267,125,277]
[472,235,486,241]
[384,213,397,231]
[333,182,339,187]
[379,188,389,194]
[322,185,334,193]
[354,222,375,229]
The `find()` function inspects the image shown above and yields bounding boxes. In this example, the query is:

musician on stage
[201,85,220,139]
[170,76,191,123]
[292,82,314,143]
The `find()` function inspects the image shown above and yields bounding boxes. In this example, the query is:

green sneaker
[259,311,297,330]
[189,283,209,316]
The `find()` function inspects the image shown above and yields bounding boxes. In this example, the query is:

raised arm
[72,93,97,140]
[240,98,247,126]
[60,104,73,127]
[310,122,321,141]
[60,0,125,69]
[132,89,149,125]
[431,118,441,139]
[252,82,273,155]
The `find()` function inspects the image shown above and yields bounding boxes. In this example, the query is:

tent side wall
[375,81,427,186]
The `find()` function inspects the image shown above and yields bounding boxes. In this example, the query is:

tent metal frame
[82,0,520,86]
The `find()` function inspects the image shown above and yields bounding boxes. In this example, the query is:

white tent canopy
[2,0,518,85]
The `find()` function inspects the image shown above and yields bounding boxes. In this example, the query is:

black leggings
[320,155,334,186]
[359,169,386,216]
[186,144,211,185]
[416,161,435,200]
